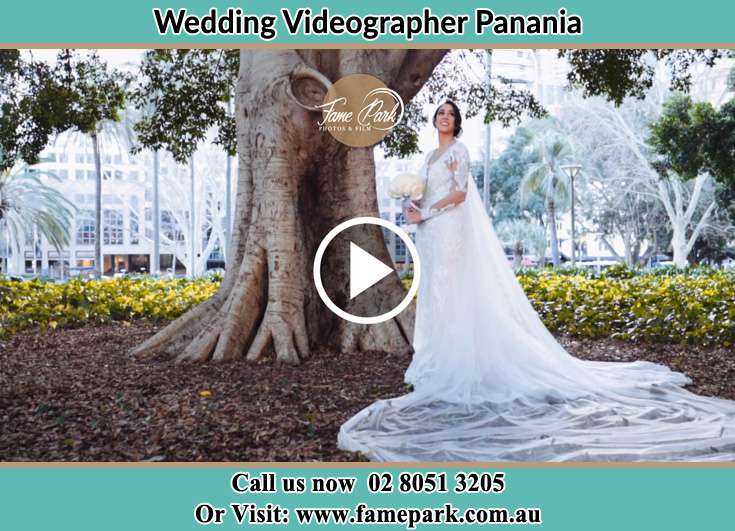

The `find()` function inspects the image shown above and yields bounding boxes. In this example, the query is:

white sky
[22,49,144,72]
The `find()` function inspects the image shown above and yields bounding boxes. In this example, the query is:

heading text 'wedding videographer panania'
[151,7,583,41]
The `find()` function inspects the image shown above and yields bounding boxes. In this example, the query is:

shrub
[3,268,734,346]
[403,266,734,345]
[0,276,219,339]
[517,268,735,346]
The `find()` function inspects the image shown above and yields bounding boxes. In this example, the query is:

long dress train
[337,140,735,461]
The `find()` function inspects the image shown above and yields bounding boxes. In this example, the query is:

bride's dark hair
[432,100,463,138]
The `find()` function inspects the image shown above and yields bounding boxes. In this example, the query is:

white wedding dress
[338,140,735,461]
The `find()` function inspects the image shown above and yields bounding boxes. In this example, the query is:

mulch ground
[1,322,734,462]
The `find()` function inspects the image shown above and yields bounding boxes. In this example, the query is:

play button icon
[313,216,421,324]
[349,242,394,300]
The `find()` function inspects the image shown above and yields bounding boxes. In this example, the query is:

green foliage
[17,269,725,344]
[479,126,546,224]
[520,131,573,209]
[0,51,70,170]
[0,276,219,339]
[381,100,424,158]
[383,50,547,158]
[130,49,238,161]
[648,94,712,178]
[517,267,735,345]
[54,50,131,136]
[496,218,546,259]
[648,93,735,188]
[0,50,131,172]
[702,99,735,186]
[561,49,724,106]
[0,161,76,251]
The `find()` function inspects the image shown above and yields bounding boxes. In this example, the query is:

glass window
[87,170,96,181]
[76,210,96,245]
[75,194,95,205]
[130,211,140,245]
[129,171,139,182]
[76,153,85,164]
[56,169,68,180]
[162,210,184,242]
[103,209,124,245]
[114,170,123,180]
[395,239,406,259]
[208,247,224,261]
[104,154,112,164]
[102,194,123,205]
[114,154,123,165]
[145,207,152,222]
[75,169,85,181]
[59,153,68,163]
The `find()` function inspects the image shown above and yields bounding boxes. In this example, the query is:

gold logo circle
[318,74,404,148]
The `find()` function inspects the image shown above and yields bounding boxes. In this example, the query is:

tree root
[174,243,268,364]
[136,240,313,365]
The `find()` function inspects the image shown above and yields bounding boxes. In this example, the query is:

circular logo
[317,74,404,147]
[313,217,420,324]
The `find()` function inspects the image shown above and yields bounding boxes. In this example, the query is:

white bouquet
[388,172,424,213]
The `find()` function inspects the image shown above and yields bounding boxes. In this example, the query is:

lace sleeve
[419,143,471,221]
[448,142,471,192]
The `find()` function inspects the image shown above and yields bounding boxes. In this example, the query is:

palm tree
[520,133,573,266]
[55,111,136,277]
[54,50,130,277]
[0,154,75,275]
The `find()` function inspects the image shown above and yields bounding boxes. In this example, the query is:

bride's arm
[406,190,466,220]
[430,189,467,210]
[410,144,471,222]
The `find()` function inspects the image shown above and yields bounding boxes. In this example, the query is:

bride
[337,100,735,461]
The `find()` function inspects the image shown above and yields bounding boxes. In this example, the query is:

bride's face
[434,104,456,136]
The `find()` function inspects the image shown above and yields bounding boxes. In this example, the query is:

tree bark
[131,49,448,364]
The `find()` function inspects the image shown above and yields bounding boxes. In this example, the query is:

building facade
[2,132,231,279]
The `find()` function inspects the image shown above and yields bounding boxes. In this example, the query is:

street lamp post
[482,51,492,214]
[561,164,582,267]
[189,156,196,278]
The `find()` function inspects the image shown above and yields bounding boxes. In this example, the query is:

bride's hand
[405,207,422,224]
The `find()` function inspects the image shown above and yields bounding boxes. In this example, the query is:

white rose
[389,172,424,200]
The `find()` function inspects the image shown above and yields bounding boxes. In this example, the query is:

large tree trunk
[131,49,447,364]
